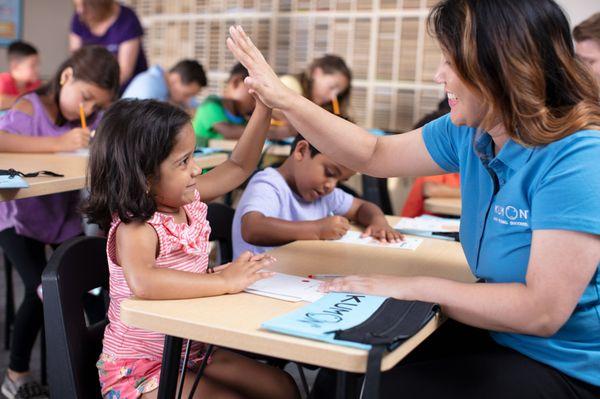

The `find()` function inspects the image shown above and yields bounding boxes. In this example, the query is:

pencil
[332,96,340,115]
[270,118,286,127]
[79,103,87,129]
[308,274,344,279]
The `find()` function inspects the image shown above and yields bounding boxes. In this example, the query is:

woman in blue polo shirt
[227,0,600,397]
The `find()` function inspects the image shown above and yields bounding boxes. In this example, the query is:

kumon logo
[493,204,529,227]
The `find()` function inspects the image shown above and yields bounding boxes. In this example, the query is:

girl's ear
[60,67,74,86]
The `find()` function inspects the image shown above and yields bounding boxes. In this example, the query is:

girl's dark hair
[428,0,600,145]
[298,54,352,114]
[82,99,191,232]
[36,46,119,126]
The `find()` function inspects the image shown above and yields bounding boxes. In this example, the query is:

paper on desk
[336,230,422,250]
[0,175,28,189]
[58,148,89,156]
[245,272,324,303]
[394,215,459,233]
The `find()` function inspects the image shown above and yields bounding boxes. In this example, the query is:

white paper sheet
[245,272,324,302]
[335,230,422,250]
[394,215,460,232]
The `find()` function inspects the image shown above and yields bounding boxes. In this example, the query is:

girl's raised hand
[219,251,276,294]
[226,25,297,110]
[57,127,90,151]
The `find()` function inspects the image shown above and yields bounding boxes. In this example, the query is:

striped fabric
[102,190,211,360]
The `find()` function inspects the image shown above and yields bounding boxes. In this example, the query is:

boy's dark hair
[170,59,207,87]
[290,134,320,158]
[82,99,191,232]
[36,46,119,126]
[229,63,249,80]
[7,41,38,62]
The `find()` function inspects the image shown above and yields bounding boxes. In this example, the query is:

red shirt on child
[0,72,41,96]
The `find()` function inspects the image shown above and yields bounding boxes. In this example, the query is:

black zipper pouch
[334,299,439,398]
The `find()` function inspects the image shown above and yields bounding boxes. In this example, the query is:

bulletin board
[0,0,22,46]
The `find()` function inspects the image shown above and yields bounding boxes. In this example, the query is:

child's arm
[195,101,271,202]
[344,198,403,243]
[116,221,274,300]
[0,94,17,110]
[212,122,246,140]
[423,182,461,198]
[0,100,91,152]
[242,211,351,246]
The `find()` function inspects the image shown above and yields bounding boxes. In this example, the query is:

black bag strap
[362,344,386,399]
[0,168,64,178]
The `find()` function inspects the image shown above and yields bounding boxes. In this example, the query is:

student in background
[83,99,299,399]
[0,46,119,399]
[192,63,255,147]
[70,0,148,92]
[574,13,600,83]
[232,134,402,258]
[401,98,461,217]
[0,41,41,110]
[122,59,207,112]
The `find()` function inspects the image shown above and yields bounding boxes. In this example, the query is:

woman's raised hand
[226,25,297,110]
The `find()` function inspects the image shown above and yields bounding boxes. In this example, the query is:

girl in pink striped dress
[83,98,300,399]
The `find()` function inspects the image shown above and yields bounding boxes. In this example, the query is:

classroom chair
[207,202,235,264]
[42,236,109,399]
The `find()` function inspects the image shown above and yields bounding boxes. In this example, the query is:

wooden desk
[424,197,462,217]
[209,138,291,157]
[0,152,228,202]
[121,217,475,398]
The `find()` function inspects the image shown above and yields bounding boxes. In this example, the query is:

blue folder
[262,292,388,350]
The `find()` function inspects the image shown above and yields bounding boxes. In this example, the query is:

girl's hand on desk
[219,251,275,294]
[362,219,403,243]
[320,274,413,299]
[57,127,90,151]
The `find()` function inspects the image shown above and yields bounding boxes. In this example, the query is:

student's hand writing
[362,219,403,243]
[227,25,297,110]
[219,251,275,293]
[57,127,90,151]
[316,215,351,240]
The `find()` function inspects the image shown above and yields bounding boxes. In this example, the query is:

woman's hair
[573,13,600,43]
[428,0,600,146]
[36,46,119,126]
[299,54,353,114]
[82,99,191,232]
[80,0,115,24]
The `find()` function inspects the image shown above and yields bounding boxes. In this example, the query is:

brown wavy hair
[428,0,600,146]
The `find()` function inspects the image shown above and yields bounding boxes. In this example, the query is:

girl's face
[59,67,113,121]
[434,54,485,127]
[310,68,349,106]
[152,124,201,212]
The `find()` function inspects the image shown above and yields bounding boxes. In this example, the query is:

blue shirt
[122,65,169,102]
[423,114,600,386]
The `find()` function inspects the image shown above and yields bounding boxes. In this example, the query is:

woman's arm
[116,222,274,300]
[226,26,444,178]
[195,101,271,202]
[323,229,600,337]
[117,38,141,85]
[69,33,82,52]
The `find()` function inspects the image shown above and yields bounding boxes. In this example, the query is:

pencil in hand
[79,103,87,129]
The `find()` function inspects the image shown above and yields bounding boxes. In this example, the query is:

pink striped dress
[97,191,212,398]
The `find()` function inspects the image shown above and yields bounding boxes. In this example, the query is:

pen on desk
[308,274,344,280]
[79,103,87,129]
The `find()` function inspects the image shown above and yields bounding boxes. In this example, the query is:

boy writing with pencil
[232,134,402,258]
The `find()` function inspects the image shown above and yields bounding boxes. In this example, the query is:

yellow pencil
[270,118,286,127]
[79,103,87,129]
[332,96,340,115]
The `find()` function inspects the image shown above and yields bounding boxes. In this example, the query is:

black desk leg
[157,335,183,399]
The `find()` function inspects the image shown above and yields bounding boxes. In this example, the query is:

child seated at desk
[192,63,255,147]
[0,41,41,111]
[83,98,299,399]
[122,59,207,113]
[232,134,402,258]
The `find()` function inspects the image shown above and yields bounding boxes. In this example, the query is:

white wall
[0,0,73,79]
[556,0,600,27]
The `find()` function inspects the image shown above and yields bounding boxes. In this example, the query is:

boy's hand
[219,251,275,293]
[57,127,90,151]
[316,215,351,240]
[362,218,403,243]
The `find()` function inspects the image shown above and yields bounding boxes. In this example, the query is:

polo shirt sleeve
[531,133,600,235]
[236,175,283,219]
[421,114,461,173]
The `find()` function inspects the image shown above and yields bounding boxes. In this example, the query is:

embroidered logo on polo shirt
[493,204,530,227]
